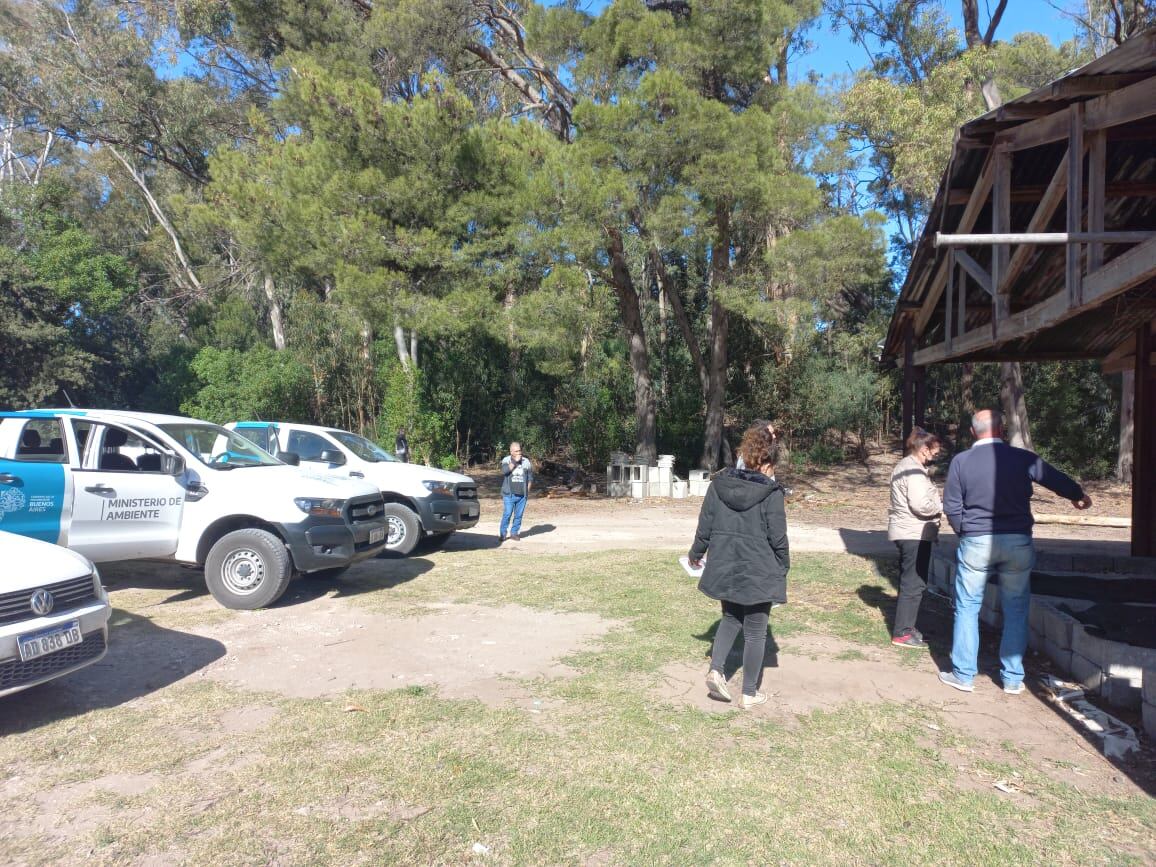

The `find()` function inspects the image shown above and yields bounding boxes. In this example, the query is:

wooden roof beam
[945,181,1156,206]
[995,74,1156,152]
[913,233,1156,365]
[1003,148,1070,293]
[1051,73,1152,98]
[1102,334,1137,374]
[913,152,996,336]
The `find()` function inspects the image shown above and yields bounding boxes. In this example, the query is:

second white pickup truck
[228,421,480,555]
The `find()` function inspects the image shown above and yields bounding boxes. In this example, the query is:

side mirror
[162,454,185,476]
[320,449,346,466]
[279,451,301,466]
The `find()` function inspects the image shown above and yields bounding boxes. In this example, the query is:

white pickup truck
[0,410,389,609]
[227,421,479,555]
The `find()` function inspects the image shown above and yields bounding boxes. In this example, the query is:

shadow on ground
[845,542,1156,796]
[0,611,226,735]
[287,556,434,602]
[693,619,780,696]
[98,558,433,608]
[439,523,556,551]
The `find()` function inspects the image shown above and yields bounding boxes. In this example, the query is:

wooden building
[881,31,1156,557]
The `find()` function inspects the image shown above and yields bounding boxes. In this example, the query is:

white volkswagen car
[0,530,112,697]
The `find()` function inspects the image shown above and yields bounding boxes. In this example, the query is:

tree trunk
[394,323,412,370]
[699,205,730,470]
[607,229,657,462]
[650,244,708,394]
[263,273,287,350]
[106,145,205,298]
[961,362,975,417]
[1000,361,1034,450]
[1118,369,1135,482]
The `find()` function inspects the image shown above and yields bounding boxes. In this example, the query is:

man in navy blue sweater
[939,409,1092,695]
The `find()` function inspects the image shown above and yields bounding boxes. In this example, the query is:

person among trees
[499,442,533,542]
[395,428,409,463]
[939,408,1092,695]
[886,426,943,649]
[688,424,790,709]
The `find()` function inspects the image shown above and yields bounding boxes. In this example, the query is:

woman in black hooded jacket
[688,425,789,708]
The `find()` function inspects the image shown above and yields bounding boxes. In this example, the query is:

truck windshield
[328,430,399,463]
[159,423,283,468]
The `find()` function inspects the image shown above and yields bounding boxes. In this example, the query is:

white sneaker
[741,691,768,709]
[705,669,731,702]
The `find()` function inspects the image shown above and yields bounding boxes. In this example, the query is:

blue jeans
[500,493,528,537]
[951,533,1035,687]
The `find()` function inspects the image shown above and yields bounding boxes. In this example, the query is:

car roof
[235,420,352,436]
[1,408,214,426]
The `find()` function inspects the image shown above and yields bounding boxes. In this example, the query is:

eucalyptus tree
[832,0,1087,448]
[553,0,892,468]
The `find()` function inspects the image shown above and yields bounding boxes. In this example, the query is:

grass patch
[2,550,1152,865]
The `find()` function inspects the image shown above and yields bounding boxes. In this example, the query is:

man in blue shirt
[939,409,1092,695]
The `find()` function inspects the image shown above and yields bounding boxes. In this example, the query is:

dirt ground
[3,458,1150,859]
[460,448,1134,555]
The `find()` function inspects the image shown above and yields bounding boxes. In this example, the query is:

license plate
[369,526,385,544]
[18,620,82,662]
[467,506,479,518]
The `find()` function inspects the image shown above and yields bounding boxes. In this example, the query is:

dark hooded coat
[688,469,789,606]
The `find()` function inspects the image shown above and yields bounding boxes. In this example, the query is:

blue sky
[796,1,1079,80]
[554,1,1082,81]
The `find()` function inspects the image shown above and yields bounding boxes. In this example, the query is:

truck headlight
[422,480,454,496]
[294,497,346,518]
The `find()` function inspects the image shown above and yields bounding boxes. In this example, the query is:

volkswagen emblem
[366,503,378,516]
[30,589,55,617]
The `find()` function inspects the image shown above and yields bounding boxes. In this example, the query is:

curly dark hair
[739,424,780,471]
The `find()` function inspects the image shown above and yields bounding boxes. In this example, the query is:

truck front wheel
[380,503,420,557]
[205,529,293,609]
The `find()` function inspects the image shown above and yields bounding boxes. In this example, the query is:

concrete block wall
[930,550,955,597]
[1029,604,1082,673]
[929,557,1155,720]
[1070,629,1156,710]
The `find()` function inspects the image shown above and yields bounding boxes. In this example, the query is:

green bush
[181,346,312,424]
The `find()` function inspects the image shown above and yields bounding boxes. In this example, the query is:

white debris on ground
[1042,675,1140,759]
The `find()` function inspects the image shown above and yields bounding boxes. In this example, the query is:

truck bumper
[417,493,480,534]
[278,509,388,573]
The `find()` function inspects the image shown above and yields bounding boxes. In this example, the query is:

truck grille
[347,494,386,524]
[0,576,98,628]
[0,631,106,691]
[456,484,478,501]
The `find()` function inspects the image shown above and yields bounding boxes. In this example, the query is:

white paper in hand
[679,556,704,578]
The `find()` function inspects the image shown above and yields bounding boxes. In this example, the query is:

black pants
[710,600,772,696]
[893,539,933,636]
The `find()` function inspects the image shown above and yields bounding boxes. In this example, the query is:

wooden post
[1088,129,1107,272]
[1133,320,1156,558]
[1067,104,1085,307]
[902,319,915,443]
[993,146,1012,339]
[945,250,955,352]
[914,366,927,430]
[957,262,967,340]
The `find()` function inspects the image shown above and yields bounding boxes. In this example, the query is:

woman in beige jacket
[887,427,943,648]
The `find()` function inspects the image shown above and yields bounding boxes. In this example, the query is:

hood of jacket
[713,468,780,511]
